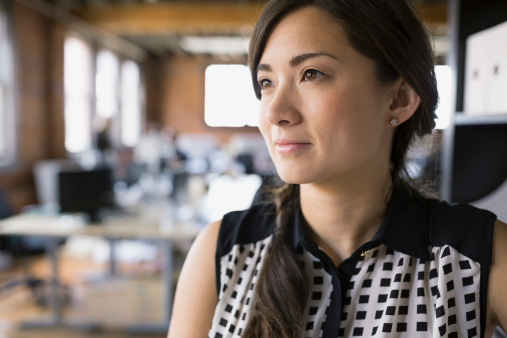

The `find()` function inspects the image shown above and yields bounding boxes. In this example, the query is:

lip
[273,138,311,155]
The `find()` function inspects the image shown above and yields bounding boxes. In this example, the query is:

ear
[386,78,421,127]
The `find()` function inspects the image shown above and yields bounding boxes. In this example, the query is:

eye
[258,79,272,89]
[303,69,322,81]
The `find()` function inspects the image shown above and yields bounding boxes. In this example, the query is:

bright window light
[180,36,250,55]
[96,50,119,119]
[64,35,93,153]
[435,65,452,130]
[0,12,4,157]
[0,87,4,156]
[0,11,4,159]
[121,60,142,147]
[0,7,16,167]
[205,64,259,127]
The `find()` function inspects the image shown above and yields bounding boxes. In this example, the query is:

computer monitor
[57,168,116,223]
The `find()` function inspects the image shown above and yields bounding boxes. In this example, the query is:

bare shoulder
[189,219,222,259]
[167,220,222,338]
[487,219,507,333]
[491,219,507,267]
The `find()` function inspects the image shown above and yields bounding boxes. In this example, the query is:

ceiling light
[179,36,250,55]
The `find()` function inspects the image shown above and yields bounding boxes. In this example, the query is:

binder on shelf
[464,29,489,115]
[485,21,507,114]
[464,21,507,115]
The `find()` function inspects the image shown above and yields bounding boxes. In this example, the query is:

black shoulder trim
[428,201,496,338]
[214,203,276,293]
[376,183,497,264]
[428,201,497,265]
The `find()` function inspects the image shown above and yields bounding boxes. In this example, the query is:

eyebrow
[256,52,337,73]
[256,64,272,72]
[290,52,337,67]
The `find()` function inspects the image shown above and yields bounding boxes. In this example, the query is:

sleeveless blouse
[208,186,497,338]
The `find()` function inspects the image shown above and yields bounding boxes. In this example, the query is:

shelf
[454,112,507,125]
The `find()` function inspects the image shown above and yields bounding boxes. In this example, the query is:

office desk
[0,209,202,333]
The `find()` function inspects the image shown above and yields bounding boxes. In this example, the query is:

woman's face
[257,6,396,186]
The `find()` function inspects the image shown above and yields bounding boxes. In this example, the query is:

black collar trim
[292,184,432,262]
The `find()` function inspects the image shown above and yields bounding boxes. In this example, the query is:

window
[204,64,259,127]
[435,65,452,130]
[120,60,142,147]
[65,33,144,153]
[96,49,119,119]
[0,2,16,168]
[0,71,6,158]
[64,34,93,153]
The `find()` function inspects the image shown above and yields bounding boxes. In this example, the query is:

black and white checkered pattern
[339,244,480,337]
[209,241,482,338]
[209,236,272,337]
[301,250,333,337]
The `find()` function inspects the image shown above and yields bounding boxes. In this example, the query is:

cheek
[317,87,383,129]
[310,96,353,132]
[258,102,266,124]
[313,95,384,150]
[258,106,271,141]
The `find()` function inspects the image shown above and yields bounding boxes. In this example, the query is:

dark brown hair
[244,0,439,336]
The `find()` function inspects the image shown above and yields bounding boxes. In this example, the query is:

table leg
[19,237,99,331]
[47,236,62,322]
[107,237,117,276]
[163,238,173,324]
[127,238,173,334]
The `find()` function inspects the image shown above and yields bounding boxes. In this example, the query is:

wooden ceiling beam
[73,2,447,36]
[414,3,449,32]
[73,2,266,35]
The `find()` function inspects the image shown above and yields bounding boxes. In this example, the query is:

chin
[274,159,320,184]
[276,168,314,185]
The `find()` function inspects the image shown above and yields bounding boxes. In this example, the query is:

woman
[168,0,507,337]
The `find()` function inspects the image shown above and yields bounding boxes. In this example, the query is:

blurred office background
[0,0,506,337]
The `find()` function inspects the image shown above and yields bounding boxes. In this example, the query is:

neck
[300,173,392,266]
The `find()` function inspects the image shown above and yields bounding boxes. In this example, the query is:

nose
[263,83,302,127]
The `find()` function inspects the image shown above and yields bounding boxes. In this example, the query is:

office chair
[0,188,70,308]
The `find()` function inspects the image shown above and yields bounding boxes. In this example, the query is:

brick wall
[161,55,260,144]
[0,3,60,212]
[144,55,165,126]
[0,4,262,213]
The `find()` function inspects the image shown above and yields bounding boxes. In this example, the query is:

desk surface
[0,212,202,240]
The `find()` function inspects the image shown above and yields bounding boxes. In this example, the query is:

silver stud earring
[390,118,398,127]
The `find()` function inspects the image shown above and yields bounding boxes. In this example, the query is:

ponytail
[242,184,309,337]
